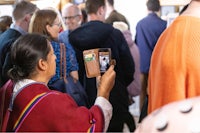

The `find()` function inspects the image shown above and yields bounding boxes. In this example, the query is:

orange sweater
[148,16,200,113]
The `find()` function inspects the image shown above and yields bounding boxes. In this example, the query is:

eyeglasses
[63,15,79,20]
[52,22,62,27]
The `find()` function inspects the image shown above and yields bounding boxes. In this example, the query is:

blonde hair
[44,7,67,30]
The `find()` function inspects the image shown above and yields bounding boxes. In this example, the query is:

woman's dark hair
[8,33,51,82]
[146,0,160,12]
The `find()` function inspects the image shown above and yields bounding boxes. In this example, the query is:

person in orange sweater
[148,0,200,113]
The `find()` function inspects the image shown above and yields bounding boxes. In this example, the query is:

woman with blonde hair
[28,9,85,105]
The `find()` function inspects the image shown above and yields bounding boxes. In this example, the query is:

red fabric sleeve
[10,86,104,132]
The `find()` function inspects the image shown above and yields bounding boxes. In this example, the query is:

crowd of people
[0,0,197,132]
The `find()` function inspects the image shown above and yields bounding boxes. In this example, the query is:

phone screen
[99,48,111,73]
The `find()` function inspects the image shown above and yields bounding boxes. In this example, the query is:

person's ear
[24,13,32,22]
[46,24,51,33]
[38,59,47,71]
[78,15,83,24]
[24,14,29,22]
[99,6,105,16]
[99,7,102,15]
[97,7,101,16]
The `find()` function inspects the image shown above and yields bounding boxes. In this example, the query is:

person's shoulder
[0,29,21,50]
[136,16,149,27]
[59,30,70,43]
[79,21,114,35]
[59,30,69,37]
[138,14,150,21]
[89,20,112,28]
[51,40,60,48]
[0,28,21,41]
[44,89,77,106]
[112,27,123,35]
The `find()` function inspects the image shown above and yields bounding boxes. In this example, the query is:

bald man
[59,3,82,46]
[63,3,82,31]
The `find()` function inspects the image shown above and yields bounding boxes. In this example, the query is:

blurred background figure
[59,3,82,45]
[44,6,67,33]
[77,2,88,25]
[113,21,141,101]
[58,3,83,94]
[69,0,135,132]
[62,3,82,31]
[29,9,79,93]
[105,0,130,29]
[0,1,37,88]
[113,21,141,132]
[105,1,140,128]
[80,8,87,24]
[0,15,12,35]
[135,0,167,122]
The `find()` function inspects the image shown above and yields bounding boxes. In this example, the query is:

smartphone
[98,48,111,73]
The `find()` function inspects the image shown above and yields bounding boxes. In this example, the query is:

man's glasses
[63,15,79,20]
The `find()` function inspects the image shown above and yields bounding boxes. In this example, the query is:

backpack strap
[59,43,67,82]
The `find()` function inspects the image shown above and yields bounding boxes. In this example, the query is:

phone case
[83,49,100,78]
[83,48,113,78]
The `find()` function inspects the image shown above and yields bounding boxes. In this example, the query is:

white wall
[0,5,13,17]
[114,0,147,39]
[31,0,60,9]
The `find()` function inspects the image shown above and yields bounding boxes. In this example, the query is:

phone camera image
[99,51,110,73]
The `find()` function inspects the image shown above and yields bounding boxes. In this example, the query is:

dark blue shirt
[135,13,167,73]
